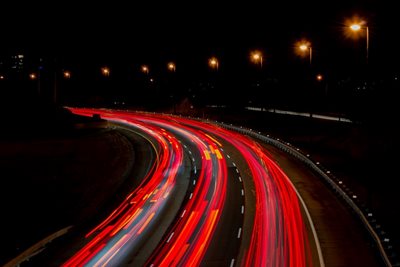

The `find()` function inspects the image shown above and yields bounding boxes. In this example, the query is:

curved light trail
[64,108,317,267]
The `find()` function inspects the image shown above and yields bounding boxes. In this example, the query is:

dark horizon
[1,0,399,71]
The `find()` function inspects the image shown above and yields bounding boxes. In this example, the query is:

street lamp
[141,65,149,74]
[298,41,312,65]
[29,73,37,80]
[349,20,369,63]
[208,57,219,71]
[167,62,176,72]
[250,50,263,68]
[101,67,110,77]
[63,71,71,79]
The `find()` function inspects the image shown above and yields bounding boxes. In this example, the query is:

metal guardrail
[212,121,396,267]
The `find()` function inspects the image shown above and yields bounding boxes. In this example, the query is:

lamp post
[298,42,312,65]
[101,67,110,77]
[63,71,71,79]
[208,57,219,71]
[250,50,263,68]
[167,62,176,72]
[141,65,149,74]
[350,22,369,63]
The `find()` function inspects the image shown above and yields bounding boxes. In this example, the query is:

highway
[61,108,321,266]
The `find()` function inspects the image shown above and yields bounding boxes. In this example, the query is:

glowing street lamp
[316,74,323,81]
[250,50,263,68]
[101,67,110,77]
[208,57,219,71]
[298,42,312,65]
[167,62,176,72]
[349,20,369,63]
[141,65,149,74]
[63,71,71,79]
[29,73,37,80]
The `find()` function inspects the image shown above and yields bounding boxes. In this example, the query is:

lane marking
[167,232,174,243]
[189,193,193,199]
[238,176,242,182]
[181,210,186,218]
[292,184,325,267]
[241,189,244,196]
[237,227,242,239]
[230,259,235,267]
[241,205,244,214]
[232,162,236,167]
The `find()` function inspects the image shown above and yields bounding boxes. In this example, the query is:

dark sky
[1,1,399,72]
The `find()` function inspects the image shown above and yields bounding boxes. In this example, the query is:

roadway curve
[62,108,321,267]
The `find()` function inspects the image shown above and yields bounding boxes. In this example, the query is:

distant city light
[29,73,37,80]
[0,75,4,80]
[316,74,323,81]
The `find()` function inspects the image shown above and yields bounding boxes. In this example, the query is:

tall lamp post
[167,62,177,113]
[208,57,219,71]
[167,62,176,72]
[250,50,263,68]
[298,42,312,65]
[349,22,369,63]
[141,65,149,74]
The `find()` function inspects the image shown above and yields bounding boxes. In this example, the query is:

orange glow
[204,150,211,160]
[101,67,110,76]
[63,71,71,79]
[167,62,176,72]
[350,24,361,31]
[316,74,323,81]
[345,18,367,38]
[208,57,219,70]
[299,44,308,51]
[141,65,149,74]
[296,40,312,64]
[250,50,263,67]
[29,73,37,80]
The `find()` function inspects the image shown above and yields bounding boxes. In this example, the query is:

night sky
[1,0,399,73]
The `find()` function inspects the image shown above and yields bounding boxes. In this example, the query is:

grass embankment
[0,107,134,265]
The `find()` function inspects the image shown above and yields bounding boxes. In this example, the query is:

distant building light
[18,54,24,58]
[29,73,37,80]
[0,75,4,80]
